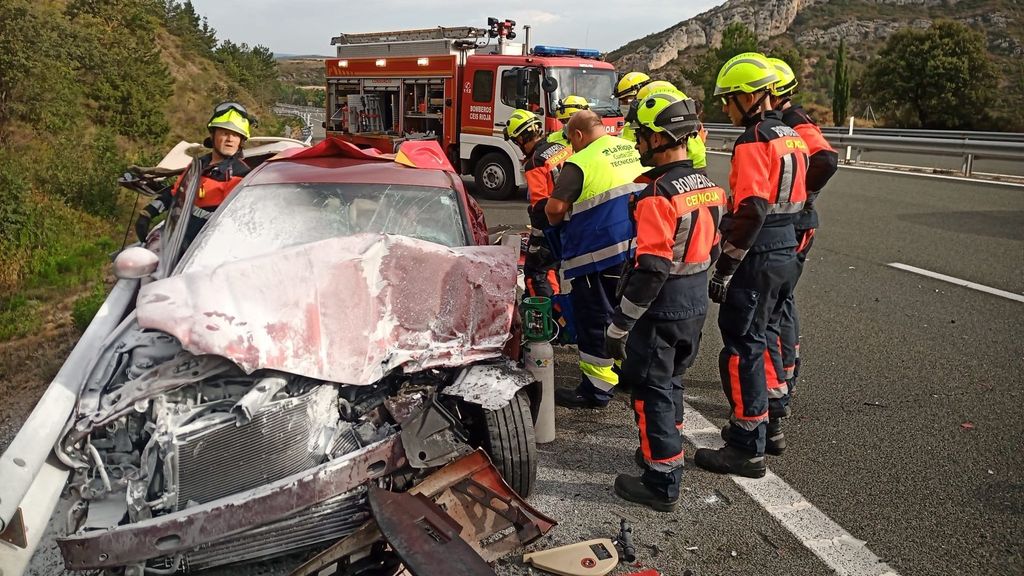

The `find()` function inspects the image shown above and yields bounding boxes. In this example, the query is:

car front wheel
[462,390,537,497]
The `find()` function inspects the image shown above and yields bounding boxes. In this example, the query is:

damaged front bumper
[57,437,406,571]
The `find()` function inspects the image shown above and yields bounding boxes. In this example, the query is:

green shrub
[0,294,43,341]
[72,283,109,333]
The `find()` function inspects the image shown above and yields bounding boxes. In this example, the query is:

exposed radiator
[169,385,340,510]
[178,487,369,571]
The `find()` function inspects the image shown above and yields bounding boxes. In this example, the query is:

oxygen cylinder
[522,296,556,444]
[524,339,555,444]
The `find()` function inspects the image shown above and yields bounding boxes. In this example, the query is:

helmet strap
[774,96,792,111]
[736,91,770,125]
[638,130,682,167]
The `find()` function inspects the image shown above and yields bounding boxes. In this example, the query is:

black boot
[554,387,608,409]
[613,474,678,512]
[721,422,786,456]
[693,445,766,478]
[634,447,645,469]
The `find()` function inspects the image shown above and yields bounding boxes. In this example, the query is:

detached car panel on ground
[0,139,540,574]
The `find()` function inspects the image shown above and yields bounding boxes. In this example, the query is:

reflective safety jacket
[717,110,809,276]
[612,160,725,329]
[781,105,838,231]
[525,139,573,230]
[142,154,250,221]
[620,126,709,171]
[559,135,646,279]
[546,129,570,147]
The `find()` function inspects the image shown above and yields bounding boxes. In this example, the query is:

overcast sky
[188,0,722,56]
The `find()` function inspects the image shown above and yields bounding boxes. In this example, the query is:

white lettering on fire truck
[469,105,492,122]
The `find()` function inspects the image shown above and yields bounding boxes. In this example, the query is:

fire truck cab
[325,25,623,200]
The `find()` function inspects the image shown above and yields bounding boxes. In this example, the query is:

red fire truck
[325,22,624,200]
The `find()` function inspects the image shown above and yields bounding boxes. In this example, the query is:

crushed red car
[0,139,547,574]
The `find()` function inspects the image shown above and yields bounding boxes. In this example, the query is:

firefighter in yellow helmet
[504,109,571,302]
[547,95,591,146]
[621,81,709,172]
[694,52,809,479]
[136,102,253,244]
[761,57,838,427]
[609,90,725,511]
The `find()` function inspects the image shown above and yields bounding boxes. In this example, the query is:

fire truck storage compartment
[328,79,360,132]
[403,78,444,143]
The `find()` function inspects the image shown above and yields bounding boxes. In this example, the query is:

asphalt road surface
[474,154,1024,576]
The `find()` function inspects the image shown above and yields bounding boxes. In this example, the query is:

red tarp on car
[136,234,516,384]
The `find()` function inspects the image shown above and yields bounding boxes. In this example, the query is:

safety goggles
[213,101,250,119]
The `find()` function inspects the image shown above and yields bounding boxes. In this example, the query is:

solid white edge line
[682,403,901,576]
[887,263,1024,303]
[705,150,1024,188]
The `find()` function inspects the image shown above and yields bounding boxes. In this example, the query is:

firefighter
[546,110,645,408]
[136,102,253,244]
[547,95,590,147]
[692,53,809,478]
[607,90,725,511]
[504,109,572,301]
[614,72,653,113]
[765,57,839,405]
[620,81,709,173]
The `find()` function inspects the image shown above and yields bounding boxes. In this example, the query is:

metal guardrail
[704,126,1024,177]
[704,123,1024,143]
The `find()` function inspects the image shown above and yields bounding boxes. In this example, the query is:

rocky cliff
[609,0,1022,72]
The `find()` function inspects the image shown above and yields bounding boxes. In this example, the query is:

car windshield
[546,67,619,118]
[180,182,467,273]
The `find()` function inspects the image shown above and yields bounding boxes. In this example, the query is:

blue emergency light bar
[532,45,602,59]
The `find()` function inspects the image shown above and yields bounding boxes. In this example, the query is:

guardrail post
[845,116,855,164]
[962,153,974,177]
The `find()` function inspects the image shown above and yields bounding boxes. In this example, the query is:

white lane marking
[682,403,901,576]
[887,263,1024,303]
[705,150,1024,188]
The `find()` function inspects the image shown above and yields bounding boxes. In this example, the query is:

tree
[832,39,851,126]
[863,21,997,129]
[681,22,759,122]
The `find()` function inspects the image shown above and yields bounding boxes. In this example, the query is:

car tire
[464,390,537,497]
[473,152,517,201]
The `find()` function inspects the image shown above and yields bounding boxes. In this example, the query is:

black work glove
[709,272,732,304]
[605,323,629,361]
[135,213,151,243]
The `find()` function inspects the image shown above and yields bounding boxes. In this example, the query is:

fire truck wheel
[474,152,517,201]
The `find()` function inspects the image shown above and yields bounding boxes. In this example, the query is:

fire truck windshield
[546,67,620,118]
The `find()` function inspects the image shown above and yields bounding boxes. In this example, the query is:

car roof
[245,156,458,189]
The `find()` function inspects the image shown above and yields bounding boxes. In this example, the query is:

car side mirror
[113,246,160,280]
[542,77,558,93]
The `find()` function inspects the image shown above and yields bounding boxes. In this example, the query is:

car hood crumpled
[136,234,516,385]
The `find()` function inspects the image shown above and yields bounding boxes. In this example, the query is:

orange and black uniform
[612,159,725,500]
[141,153,250,244]
[717,110,808,457]
[522,138,572,299]
[771,105,838,393]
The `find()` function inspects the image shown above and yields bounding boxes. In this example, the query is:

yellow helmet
[714,52,778,96]
[768,57,798,96]
[613,71,652,100]
[633,91,700,141]
[555,95,590,121]
[207,102,252,139]
[636,80,683,102]
[503,109,542,141]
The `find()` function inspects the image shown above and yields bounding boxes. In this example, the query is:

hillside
[607,0,1024,128]
[0,0,293,450]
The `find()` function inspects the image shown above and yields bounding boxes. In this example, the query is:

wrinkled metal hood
[137,234,516,384]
